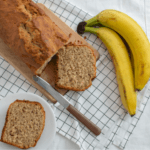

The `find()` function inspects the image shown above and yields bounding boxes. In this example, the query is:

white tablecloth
[48,0,150,149]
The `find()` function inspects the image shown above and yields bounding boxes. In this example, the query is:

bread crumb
[74,40,76,44]
[69,33,72,38]
[77,40,83,45]
[66,42,73,45]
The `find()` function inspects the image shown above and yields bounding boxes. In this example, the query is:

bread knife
[33,75,101,136]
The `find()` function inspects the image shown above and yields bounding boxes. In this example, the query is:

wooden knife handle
[66,104,101,136]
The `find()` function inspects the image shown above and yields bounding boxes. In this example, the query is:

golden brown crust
[55,44,96,91]
[1,100,45,149]
[0,0,69,75]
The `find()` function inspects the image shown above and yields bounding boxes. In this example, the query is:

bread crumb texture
[1,100,45,149]
[56,45,96,91]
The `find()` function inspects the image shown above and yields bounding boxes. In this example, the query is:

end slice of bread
[56,45,96,91]
[1,100,45,149]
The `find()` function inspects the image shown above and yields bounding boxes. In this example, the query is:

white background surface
[48,0,150,150]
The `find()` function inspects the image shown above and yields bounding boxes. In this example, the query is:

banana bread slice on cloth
[56,45,96,91]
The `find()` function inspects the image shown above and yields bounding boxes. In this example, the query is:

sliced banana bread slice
[56,45,96,91]
[1,100,45,149]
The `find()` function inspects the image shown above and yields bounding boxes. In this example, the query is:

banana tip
[130,114,135,117]
[77,21,87,34]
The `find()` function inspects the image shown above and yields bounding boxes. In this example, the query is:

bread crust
[56,44,97,91]
[0,0,69,75]
[1,100,45,149]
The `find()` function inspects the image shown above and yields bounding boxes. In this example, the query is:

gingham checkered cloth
[0,0,150,149]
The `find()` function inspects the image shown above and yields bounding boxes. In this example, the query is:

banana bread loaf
[0,0,69,75]
[56,45,96,91]
[1,100,45,149]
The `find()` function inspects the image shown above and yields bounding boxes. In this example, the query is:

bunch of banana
[77,10,150,116]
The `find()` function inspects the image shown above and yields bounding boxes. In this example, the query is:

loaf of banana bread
[0,0,69,75]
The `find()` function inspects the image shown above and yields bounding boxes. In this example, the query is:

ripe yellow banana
[84,27,137,115]
[77,10,150,90]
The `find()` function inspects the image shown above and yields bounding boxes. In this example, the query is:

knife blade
[33,75,69,109]
[33,75,101,136]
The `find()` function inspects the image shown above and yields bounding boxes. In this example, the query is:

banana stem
[85,15,99,27]
[84,27,99,35]
[77,15,101,34]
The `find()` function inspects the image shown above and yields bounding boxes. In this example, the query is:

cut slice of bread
[1,100,45,149]
[56,45,96,91]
